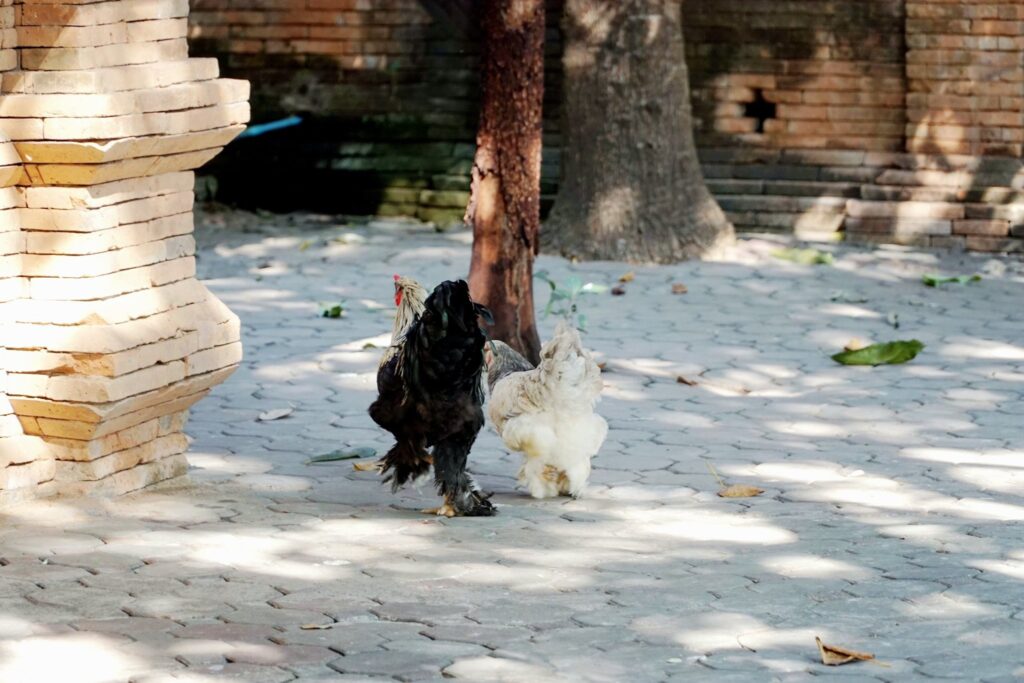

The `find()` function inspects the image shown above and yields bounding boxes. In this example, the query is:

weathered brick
[964,236,1024,252]
[847,200,965,219]
[844,217,953,236]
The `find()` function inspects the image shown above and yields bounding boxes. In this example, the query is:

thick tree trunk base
[544,0,733,265]
[543,190,734,264]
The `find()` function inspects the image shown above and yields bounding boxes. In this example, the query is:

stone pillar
[0,0,248,503]
[906,1,1024,157]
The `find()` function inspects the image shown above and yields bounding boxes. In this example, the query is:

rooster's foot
[464,491,497,517]
[422,502,457,518]
[352,460,384,473]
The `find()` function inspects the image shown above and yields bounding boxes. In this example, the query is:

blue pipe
[237,115,303,139]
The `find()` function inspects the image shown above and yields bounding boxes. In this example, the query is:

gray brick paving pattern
[1,211,1023,682]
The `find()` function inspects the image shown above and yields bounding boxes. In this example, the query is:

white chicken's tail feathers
[539,321,603,405]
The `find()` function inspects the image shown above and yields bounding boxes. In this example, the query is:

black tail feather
[380,439,430,493]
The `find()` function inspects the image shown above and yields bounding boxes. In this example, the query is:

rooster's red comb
[393,274,400,281]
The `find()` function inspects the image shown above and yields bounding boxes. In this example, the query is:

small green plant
[319,301,345,318]
[772,247,834,265]
[922,273,981,287]
[534,270,607,331]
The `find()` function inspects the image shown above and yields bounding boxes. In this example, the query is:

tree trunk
[544,0,734,264]
[467,0,544,363]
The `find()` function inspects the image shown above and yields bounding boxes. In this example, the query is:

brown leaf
[816,637,875,666]
[597,362,607,371]
[300,623,336,630]
[676,375,698,386]
[618,271,635,283]
[611,285,626,296]
[717,484,764,498]
[671,283,688,295]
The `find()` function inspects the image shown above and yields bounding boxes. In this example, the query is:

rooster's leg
[352,459,384,473]
[431,424,495,517]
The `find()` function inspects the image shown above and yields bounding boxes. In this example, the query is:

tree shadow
[0,213,1023,681]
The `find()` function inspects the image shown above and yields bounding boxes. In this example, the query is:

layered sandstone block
[0,0,248,503]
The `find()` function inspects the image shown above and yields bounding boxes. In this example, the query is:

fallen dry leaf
[671,283,688,294]
[717,484,765,498]
[257,407,293,422]
[843,338,869,352]
[618,271,635,283]
[815,637,875,666]
[300,623,336,631]
[676,375,699,386]
[611,285,626,296]
[706,462,764,498]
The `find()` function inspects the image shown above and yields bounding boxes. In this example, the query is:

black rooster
[368,279,496,517]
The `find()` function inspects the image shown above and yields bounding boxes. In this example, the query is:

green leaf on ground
[307,447,376,464]
[320,302,345,318]
[830,290,868,303]
[831,340,924,366]
[922,273,981,287]
[772,247,834,265]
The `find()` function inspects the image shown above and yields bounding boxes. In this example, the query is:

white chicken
[484,321,607,498]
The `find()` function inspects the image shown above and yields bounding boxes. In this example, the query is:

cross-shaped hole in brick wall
[744,89,777,134]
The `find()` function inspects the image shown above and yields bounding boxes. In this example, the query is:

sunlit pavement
[2,211,1023,682]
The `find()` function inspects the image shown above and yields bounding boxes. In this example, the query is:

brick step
[875,168,1024,190]
[699,146,1024,175]
[716,194,847,214]
[846,216,1024,238]
[719,192,1024,244]
[726,208,845,234]
[708,178,1024,207]
[861,184,1024,204]
[708,179,861,197]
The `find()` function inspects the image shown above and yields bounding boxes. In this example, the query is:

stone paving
[2,209,1024,683]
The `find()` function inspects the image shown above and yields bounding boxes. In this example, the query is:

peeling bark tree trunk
[544,0,734,264]
[467,0,544,363]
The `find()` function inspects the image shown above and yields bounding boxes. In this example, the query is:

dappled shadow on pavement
[1,212,1023,682]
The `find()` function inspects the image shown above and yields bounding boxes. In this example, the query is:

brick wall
[188,0,480,222]
[189,0,1024,252]
[906,1,1024,157]
[686,0,907,153]
[685,0,1024,251]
